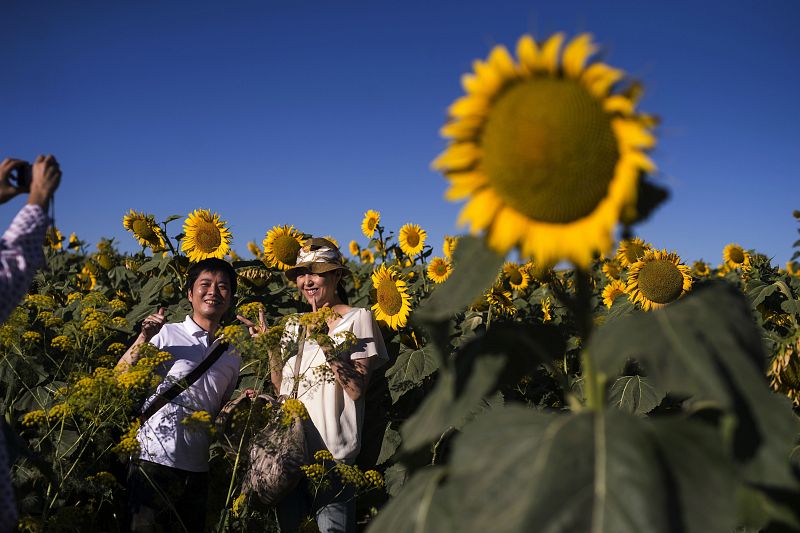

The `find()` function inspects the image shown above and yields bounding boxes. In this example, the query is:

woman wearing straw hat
[242,237,388,533]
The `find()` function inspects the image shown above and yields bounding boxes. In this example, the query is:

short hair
[185,258,237,296]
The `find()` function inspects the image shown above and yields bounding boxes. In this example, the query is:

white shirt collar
[182,315,210,338]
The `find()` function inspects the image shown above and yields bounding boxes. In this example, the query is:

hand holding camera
[0,155,61,207]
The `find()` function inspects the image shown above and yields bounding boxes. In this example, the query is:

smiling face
[187,269,233,324]
[296,268,342,309]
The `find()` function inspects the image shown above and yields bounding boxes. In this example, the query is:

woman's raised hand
[237,308,268,337]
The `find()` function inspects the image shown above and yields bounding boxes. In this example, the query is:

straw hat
[285,237,350,282]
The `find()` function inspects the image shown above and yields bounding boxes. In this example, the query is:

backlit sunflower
[427,257,453,284]
[601,258,622,281]
[399,223,427,257]
[371,264,412,329]
[627,249,692,311]
[181,209,231,262]
[123,210,166,251]
[443,236,458,260]
[502,262,530,291]
[602,279,627,308]
[616,237,651,268]
[693,260,710,277]
[362,210,381,239]
[433,33,656,268]
[45,226,64,250]
[486,284,517,316]
[360,249,375,264]
[247,241,262,258]
[349,241,360,256]
[723,243,750,271]
[262,225,305,271]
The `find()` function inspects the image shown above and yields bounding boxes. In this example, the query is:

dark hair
[336,282,349,305]
[185,258,237,296]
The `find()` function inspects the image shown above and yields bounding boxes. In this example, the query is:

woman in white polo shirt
[276,238,388,533]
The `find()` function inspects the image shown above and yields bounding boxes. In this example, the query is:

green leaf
[385,346,440,403]
[607,375,665,415]
[377,425,402,466]
[747,280,779,308]
[365,467,447,533]
[416,236,503,323]
[780,298,800,316]
[163,214,182,223]
[590,282,800,490]
[419,407,735,533]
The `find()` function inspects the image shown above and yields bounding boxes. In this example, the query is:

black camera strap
[138,340,230,425]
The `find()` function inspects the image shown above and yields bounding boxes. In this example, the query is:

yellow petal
[583,63,624,98]
[445,171,488,201]
[431,143,481,172]
[440,116,484,141]
[540,32,565,73]
[562,33,597,78]
[458,189,502,232]
[473,60,504,96]
[487,45,517,79]
[603,95,634,115]
[487,207,527,254]
[516,34,539,73]
[447,95,489,119]
[613,119,656,151]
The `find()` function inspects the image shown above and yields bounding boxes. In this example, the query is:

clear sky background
[2,0,799,266]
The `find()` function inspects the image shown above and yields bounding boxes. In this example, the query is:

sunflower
[262,225,305,271]
[399,223,427,257]
[45,226,64,250]
[427,257,453,284]
[616,237,651,268]
[360,249,375,264]
[323,235,340,249]
[626,249,692,311]
[602,279,627,308]
[768,337,800,406]
[68,233,80,249]
[362,210,381,239]
[502,262,530,291]
[485,284,517,316]
[123,210,166,251]
[443,236,458,260]
[693,260,710,277]
[247,241,262,258]
[77,264,97,291]
[541,297,553,322]
[181,209,231,262]
[601,258,623,281]
[723,243,750,271]
[371,264,412,329]
[349,240,360,256]
[433,33,656,269]
[787,261,800,277]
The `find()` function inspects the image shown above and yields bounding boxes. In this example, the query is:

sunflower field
[3,32,800,532]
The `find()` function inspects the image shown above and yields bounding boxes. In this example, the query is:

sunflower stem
[575,268,605,411]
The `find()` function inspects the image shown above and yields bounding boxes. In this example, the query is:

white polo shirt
[137,315,240,472]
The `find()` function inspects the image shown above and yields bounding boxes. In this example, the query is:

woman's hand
[237,309,267,337]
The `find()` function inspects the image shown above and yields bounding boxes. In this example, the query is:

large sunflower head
[262,225,306,271]
[723,243,751,271]
[427,257,453,284]
[123,210,166,252]
[433,33,657,269]
[443,235,459,260]
[616,237,651,268]
[502,262,530,291]
[371,264,412,330]
[602,279,627,308]
[398,223,427,257]
[626,249,692,311]
[181,209,231,262]
[362,210,381,239]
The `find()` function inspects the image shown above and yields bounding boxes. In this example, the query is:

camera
[8,163,32,190]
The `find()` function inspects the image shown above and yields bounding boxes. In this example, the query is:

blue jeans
[277,475,355,533]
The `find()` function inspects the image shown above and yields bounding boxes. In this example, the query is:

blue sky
[2,0,799,267]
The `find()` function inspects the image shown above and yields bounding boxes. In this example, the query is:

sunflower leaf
[589,281,800,490]
[415,236,504,324]
[365,466,447,532]
[386,346,441,403]
[163,214,182,224]
[407,406,736,533]
[607,375,664,415]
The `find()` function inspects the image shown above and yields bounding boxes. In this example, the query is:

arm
[329,356,375,402]
[115,307,166,371]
